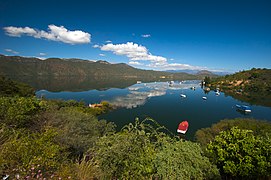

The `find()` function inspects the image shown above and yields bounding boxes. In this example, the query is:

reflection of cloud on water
[110,89,166,109]
[109,81,200,109]
[128,87,141,91]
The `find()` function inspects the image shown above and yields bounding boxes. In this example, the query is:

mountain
[166,69,226,76]
[196,70,215,76]
[0,55,210,81]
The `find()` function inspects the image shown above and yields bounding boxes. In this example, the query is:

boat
[236,104,252,112]
[180,94,186,98]
[215,91,220,96]
[191,86,196,90]
[177,121,189,134]
[202,96,207,100]
[136,81,142,84]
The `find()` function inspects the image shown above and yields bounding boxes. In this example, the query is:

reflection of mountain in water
[109,81,200,109]
[9,76,138,92]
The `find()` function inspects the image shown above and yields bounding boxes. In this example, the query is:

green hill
[0,55,220,91]
[0,54,215,81]
[208,68,271,106]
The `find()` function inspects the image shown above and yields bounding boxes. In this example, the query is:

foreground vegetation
[0,76,271,179]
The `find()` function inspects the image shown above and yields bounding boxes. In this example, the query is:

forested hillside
[205,68,271,106]
[0,55,215,81]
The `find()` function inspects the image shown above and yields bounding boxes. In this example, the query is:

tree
[154,138,220,179]
[207,127,271,178]
[0,97,43,128]
[44,107,115,159]
[0,76,34,97]
[195,118,271,148]
[89,119,156,179]
[204,76,211,85]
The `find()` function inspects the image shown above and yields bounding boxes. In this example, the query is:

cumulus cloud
[99,42,210,71]
[3,25,91,44]
[100,42,167,63]
[5,48,19,54]
[128,61,143,65]
[105,40,112,43]
[141,34,151,38]
[99,53,106,56]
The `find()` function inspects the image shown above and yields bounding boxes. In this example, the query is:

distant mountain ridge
[0,54,217,81]
[166,69,230,76]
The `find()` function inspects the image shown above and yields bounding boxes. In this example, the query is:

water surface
[36,81,271,139]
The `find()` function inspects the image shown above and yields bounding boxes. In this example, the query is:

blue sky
[1,0,271,73]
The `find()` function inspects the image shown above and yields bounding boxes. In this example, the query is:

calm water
[36,81,271,139]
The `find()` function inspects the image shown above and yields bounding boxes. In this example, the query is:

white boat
[215,91,220,96]
[180,94,186,98]
[202,96,207,100]
[236,104,252,113]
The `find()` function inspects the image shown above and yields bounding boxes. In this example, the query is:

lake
[36,80,271,140]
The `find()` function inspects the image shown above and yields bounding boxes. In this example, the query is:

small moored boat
[180,94,186,98]
[236,104,252,112]
[202,96,207,100]
[177,121,189,134]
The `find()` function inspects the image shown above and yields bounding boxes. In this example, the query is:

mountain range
[0,54,218,81]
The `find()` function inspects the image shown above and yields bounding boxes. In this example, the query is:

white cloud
[148,62,208,71]
[128,61,143,65]
[141,34,151,38]
[3,25,91,44]
[99,53,106,56]
[39,52,46,56]
[100,42,167,63]
[99,42,210,71]
[105,40,112,43]
[5,48,19,54]
[92,44,100,48]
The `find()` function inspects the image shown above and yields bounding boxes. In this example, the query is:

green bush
[89,119,220,179]
[207,127,271,178]
[0,76,35,97]
[44,107,115,159]
[90,125,156,179]
[0,97,44,128]
[154,139,220,179]
[195,118,271,147]
[0,127,71,179]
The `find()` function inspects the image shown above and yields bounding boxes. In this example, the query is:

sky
[1,0,271,73]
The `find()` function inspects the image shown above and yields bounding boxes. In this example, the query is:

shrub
[207,127,271,178]
[0,127,71,179]
[0,97,44,128]
[154,137,220,179]
[44,107,115,159]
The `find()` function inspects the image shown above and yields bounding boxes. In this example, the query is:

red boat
[177,121,189,134]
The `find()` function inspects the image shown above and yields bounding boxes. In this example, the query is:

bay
[36,80,271,140]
